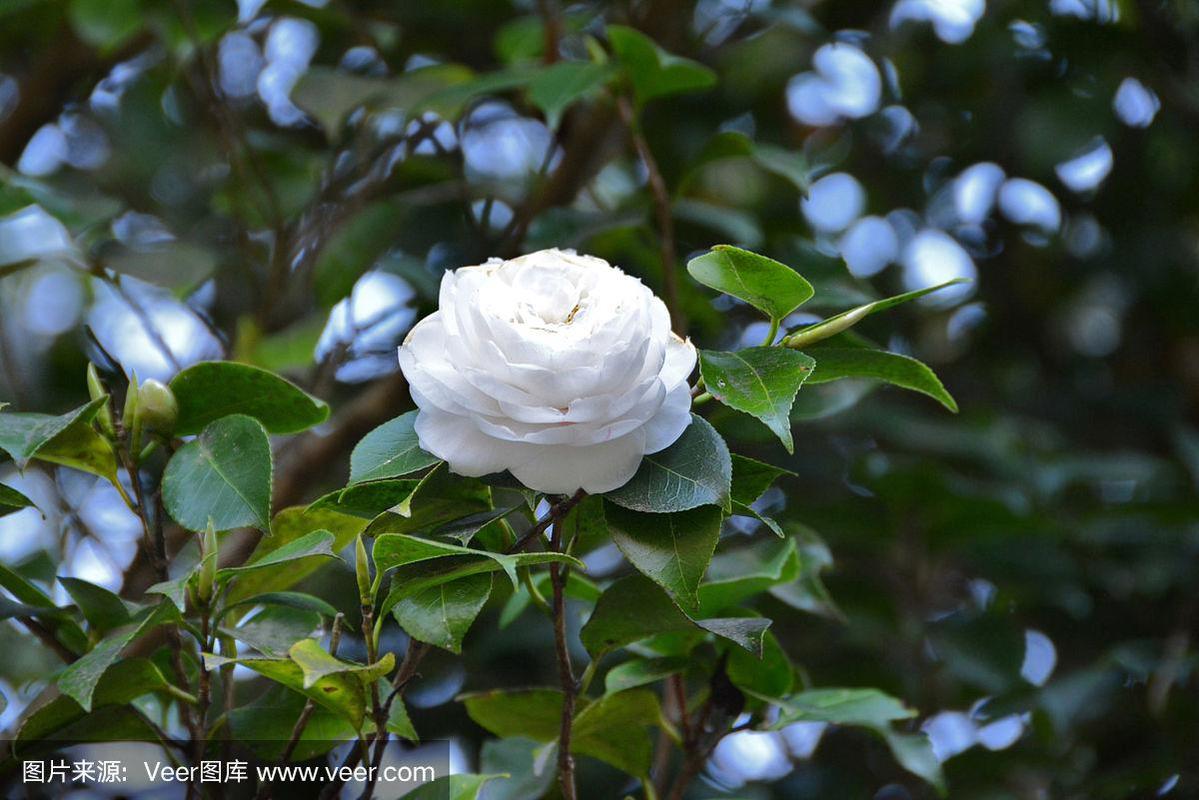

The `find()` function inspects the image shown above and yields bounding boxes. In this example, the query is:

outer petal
[412,406,534,478]
[509,429,648,494]
[642,381,694,453]
[660,335,698,388]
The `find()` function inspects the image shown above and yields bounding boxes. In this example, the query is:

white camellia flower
[398,249,696,494]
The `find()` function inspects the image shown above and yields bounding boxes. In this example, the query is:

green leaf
[0,595,64,621]
[228,685,355,762]
[0,397,107,469]
[392,572,493,654]
[700,348,816,453]
[287,639,395,689]
[216,529,337,585]
[373,533,584,591]
[731,454,793,505]
[404,774,506,800]
[528,61,615,128]
[227,507,365,604]
[204,652,371,729]
[387,696,419,741]
[222,591,337,620]
[783,279,969,349]
[606,414,732,513]
[365,462,493,535]
[170,361,330,435]
[57,602,178,711]
[462,688,564,741]
[686,245,814,322]
[31,418,119,481]
[59,577,131,634]
[349,411,441,483]
[754,686,943,791]
[0,482,36,518]
[162,414,273,532]
[605,503,722,614]
[686,132,811,195]
[17,658,171,746]
[433,506,520,545]
[733,502,785,538]
[146,575,191,612]
[697,537,801,616]
[415,68,541,119]
[580,574,770,657]
[608,25,716,106]
[571,689,661,776]
[0,564,88,654]
[480,738,557,800]
[752,143,812,194]
[226,606,322,657]
[769,524,843,620]
[309,479,420,519]
[805,347,958,412]
[728,631,794,698]
[879,729,946,794]
[604,656,688,694]
[380,550,578,620]
[762,687,917,727]
[463,688,661,776]
[68,0,141,51]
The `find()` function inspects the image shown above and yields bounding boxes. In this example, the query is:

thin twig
[191,597,212,799]
[549,501,578,800]
[317,640,430,800]
[361,601,387,800]
[505,489,588,554]
[256,616,346,800]
[670,674,692,747]
[617,95,682,332]
[116,435,199,753]
[536,0,563,63]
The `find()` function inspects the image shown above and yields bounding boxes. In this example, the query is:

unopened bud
[198,522,217,603]
[355,534,372,605]
[86,363,115,438]
[122,371,142,452]
[137,379,178,435]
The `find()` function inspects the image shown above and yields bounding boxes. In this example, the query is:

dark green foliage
[2,1,1194,798]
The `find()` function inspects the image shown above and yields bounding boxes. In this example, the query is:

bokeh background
[1,0,1197,797]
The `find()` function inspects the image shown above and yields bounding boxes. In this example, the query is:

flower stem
[550,500,578,800]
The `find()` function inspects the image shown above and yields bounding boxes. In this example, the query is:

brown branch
[115,429,199,750]
[536,0,563,64]
[505,489,587,555]
[256,615,345,800]
[616,95,682,333]
[670,674,692,746]
[549,501,578,800]
[361,601,387,800]
[190,598,212,800]
[316,640,430,800]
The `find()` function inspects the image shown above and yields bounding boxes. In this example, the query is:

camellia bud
[197,522,217,604]
[137,379,179,435]
[86,363,116,438]
[355,534,372,605]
